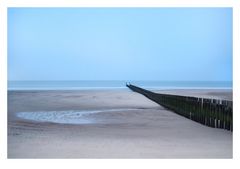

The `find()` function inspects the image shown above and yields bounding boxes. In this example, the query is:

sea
[8,80,233,90]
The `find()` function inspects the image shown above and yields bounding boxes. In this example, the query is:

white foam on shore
[16,108,137,124]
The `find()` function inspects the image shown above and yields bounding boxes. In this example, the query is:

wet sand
[8,89,233,158]
[154,89,232,101]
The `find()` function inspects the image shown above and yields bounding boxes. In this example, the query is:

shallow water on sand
[16,108,138,124]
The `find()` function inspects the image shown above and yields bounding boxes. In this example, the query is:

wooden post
[126,84,232,131]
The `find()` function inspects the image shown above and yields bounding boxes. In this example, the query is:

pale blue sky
[8,8,232,81]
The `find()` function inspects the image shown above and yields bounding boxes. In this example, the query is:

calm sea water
[8,81,232,90]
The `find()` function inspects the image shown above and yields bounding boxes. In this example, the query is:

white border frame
[0,0,239,169]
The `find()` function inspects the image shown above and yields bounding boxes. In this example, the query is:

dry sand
[8,89,232,158]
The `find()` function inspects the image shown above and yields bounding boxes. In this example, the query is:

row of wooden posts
[126,84,233,131]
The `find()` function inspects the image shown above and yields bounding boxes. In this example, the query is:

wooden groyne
[126,84,233,131]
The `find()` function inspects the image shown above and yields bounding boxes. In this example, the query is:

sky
[8,8,232,81]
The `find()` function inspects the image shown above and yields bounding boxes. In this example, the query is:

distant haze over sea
[8,80,232,90]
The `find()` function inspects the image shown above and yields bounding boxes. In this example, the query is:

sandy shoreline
[8,89,233,158]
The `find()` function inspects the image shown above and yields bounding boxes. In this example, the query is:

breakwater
[126,84,233,131]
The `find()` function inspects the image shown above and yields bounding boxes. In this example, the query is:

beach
[8,89,232,158]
